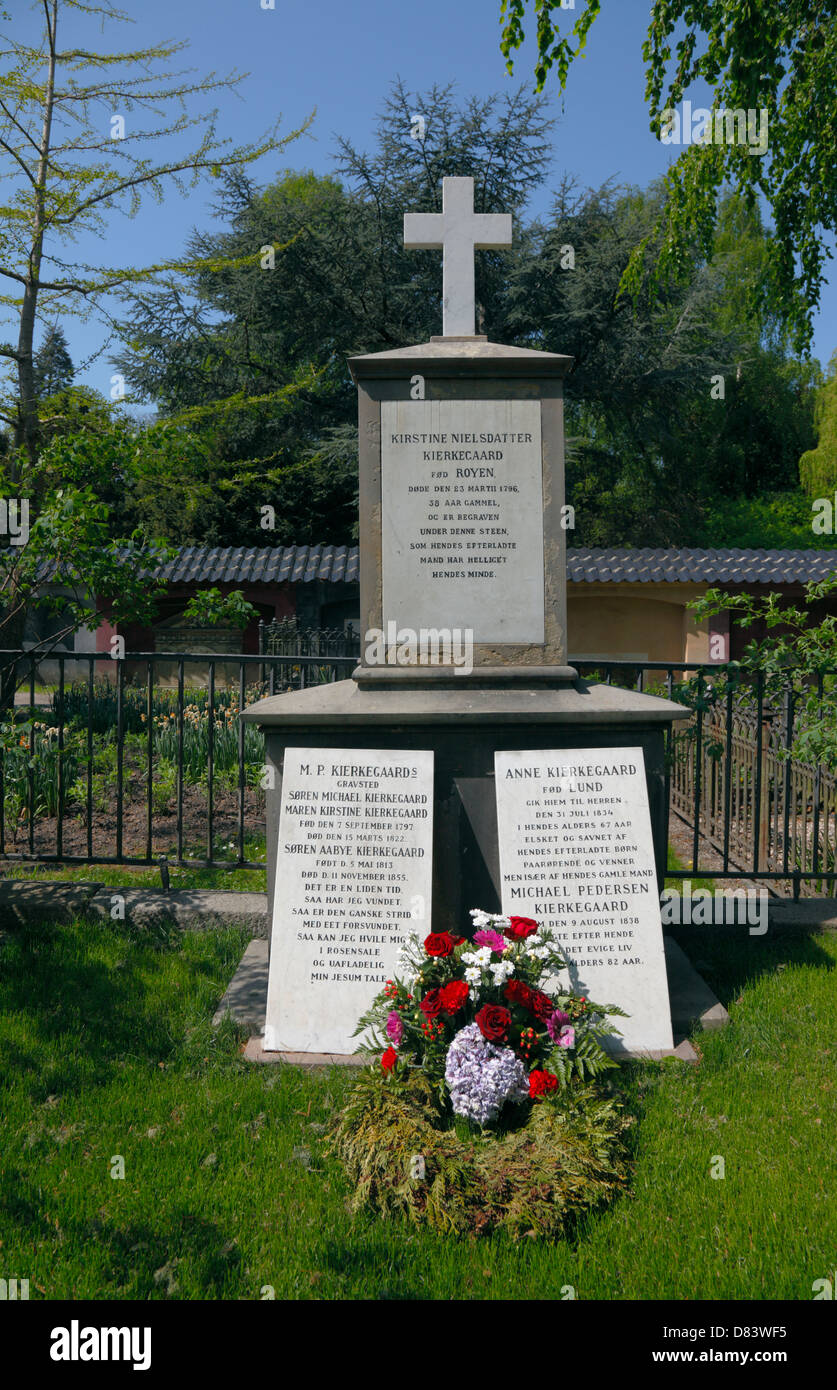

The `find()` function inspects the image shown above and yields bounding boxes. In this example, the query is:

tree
[32,323,73,397]
[800,353,837,498]
[0,0,305,470]
[691,575,837,768]
[504,181,816,543]
[499,1,837,352]
[0,0,305,672]
[0,476,170,708]
[181,589,258,631]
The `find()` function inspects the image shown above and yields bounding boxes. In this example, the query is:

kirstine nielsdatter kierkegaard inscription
[381,398,545,645]
[263,747,434,1054]
[495,748,674,1054]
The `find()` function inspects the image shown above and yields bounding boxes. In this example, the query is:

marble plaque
[380,399,544,644]
[495,747,673,1054]
[264,747,434,1054]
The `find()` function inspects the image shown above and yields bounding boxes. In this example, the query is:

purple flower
[444,1022,529,1127]
[546,1009,571,1043]
[385,1010,403,1044]
[472,928,507,953]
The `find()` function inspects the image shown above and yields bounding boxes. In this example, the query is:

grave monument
[242,176,690,1059]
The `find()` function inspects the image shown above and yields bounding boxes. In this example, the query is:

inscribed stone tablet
[381,399,544,643]
[264,748,434,1054]
[495,748,673,1053]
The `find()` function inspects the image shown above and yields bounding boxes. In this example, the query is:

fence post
[757,709,772,873]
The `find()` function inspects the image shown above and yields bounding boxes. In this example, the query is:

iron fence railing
[1,648,835,897]
[258,617,360,659]
[573,660,837,899]
[0,648,356,873]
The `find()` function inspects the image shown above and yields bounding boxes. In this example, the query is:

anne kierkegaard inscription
[380,399,545,644]
[263,747,434,1055]
[495,748,674,1053]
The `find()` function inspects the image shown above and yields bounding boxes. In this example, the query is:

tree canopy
[32,325,73,399]
[0,0,305,678]
[500,1,837,353]
[0,0,305,469]
[800,354,837,499]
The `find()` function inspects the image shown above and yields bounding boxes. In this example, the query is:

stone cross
[403,176,512,336]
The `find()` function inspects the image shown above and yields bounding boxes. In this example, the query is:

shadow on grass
[316,1234,429,1298]
[0,916,205,1095]
[0,1165,247,1298]
[668,922,835,1011]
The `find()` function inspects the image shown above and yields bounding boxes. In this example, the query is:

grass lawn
[0,849,267,894]
[0,913,835,1300]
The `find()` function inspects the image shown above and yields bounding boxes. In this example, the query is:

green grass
[0,914,835,1299]
[0,839,268,893]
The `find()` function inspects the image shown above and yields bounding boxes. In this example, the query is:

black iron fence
[0,647,355,872]
[258,617,360,659]
[1,648,835,896]
[573,660,837,899]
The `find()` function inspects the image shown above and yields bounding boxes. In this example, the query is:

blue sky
[7,0,836,392]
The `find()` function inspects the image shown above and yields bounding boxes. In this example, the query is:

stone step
[87,888,269,936]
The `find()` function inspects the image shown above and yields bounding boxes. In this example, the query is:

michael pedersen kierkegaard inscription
[263,747,434,1054]
[381,398,545,644]
[495,748,674,1054]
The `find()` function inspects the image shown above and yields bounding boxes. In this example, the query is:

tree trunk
[13,0,58,473]
[14,283,39,472]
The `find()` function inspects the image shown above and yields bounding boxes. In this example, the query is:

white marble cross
[403,176,512,336]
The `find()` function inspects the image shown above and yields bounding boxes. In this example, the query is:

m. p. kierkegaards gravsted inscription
[264,747,434,1054]
[381,399,544,645]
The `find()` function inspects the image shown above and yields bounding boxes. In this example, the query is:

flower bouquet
[358,910,623,1121]
[331,911,633,1238]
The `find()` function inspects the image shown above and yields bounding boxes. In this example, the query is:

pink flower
[473,928,507,953]
[546,1009,570,1042]
[385,1010,403,1044]
[555,1025,575,1049]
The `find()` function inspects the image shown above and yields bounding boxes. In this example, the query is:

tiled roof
[566,548,837,585]
[136,543,359,585]
[67,544,837,588]
[145,544,837,587]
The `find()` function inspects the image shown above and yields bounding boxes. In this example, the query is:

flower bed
[332,910,633,1238]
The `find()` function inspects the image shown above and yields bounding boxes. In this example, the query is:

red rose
[424,932,455,957]
[528,1068,559,1099]
[439,980,469,1015]
[531,990,556,1022]
[504,915,539,940]
[503,979,535,1009]
[381,1047,398,1072]
[419,987,444,1018]
[476,1004,511,1042]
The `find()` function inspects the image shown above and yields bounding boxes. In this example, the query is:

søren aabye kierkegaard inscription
[381,399,545,644]
[495,749,674,1053]
[263,748,434,1054]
